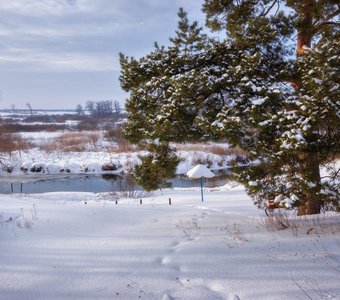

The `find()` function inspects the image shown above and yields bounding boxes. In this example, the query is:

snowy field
[1,185,340,300]
[1,125,339,299]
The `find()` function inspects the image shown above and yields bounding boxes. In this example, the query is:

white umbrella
[187,164,215,202]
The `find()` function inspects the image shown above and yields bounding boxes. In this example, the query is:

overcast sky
[0,0,206,110]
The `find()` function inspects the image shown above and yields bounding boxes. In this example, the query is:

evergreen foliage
[120,1,340,215]
[134,143,180,192]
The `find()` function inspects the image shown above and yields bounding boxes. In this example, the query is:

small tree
[26,102,33,116]
[113,100,121,114]
[86,100,113,116]
[75,104,84,115]
[86,100,95,115]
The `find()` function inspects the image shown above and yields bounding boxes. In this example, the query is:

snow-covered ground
[1,128,339,299]
[1,185,340,300]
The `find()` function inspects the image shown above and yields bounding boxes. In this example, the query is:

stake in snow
[187,164,215,202]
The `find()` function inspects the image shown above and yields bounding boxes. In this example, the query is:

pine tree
[119,8,211,190]
[120,3,339,215]
[202,0,340,214]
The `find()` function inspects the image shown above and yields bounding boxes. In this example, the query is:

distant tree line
[76,100,121,116]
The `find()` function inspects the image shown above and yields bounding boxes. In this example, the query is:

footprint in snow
[161,256,172,265]
[171,240,180,248]
[161,293,174,300]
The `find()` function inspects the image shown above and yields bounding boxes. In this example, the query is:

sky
[0,0,206,110]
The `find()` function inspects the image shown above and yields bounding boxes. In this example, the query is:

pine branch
[260,0,279,17]
[315,21,340,32]
[323,8,340,22]
[313,7,340,33]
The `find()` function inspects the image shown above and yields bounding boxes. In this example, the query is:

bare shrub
[40,141,60,153]
[221,223,250,247]
[76,117,100,131]
[191,152,214,168]
[261,210,300,236]
[12,134,33,157]
[0,127,33,157]
[115,140,137,153]
[175,143,247,168]
[57,132,86,146]
[16,218,33,229]
[210,145,246,157]
[0,131,16,156]
[261,210,340,237]
[89,132,100,146]
[106,126,139,153]
[0,205,37,230]
[176,218,201,238]
[304,214,340,235]
[116,170,146,198]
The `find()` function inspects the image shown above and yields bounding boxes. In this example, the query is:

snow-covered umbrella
[186,164,215,202]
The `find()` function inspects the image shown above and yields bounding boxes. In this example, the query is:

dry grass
[105,126,140,153]
[109,138,139,153]
[174,143,246,157]
[0,127,33,157]
[39,127,139,153]
[40,131,101,152]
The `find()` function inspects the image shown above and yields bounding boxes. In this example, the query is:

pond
[0,170,231,194]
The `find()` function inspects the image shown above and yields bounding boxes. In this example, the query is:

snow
[1,141,235,177]
[1,186,340,299]
[1,126,339,298]
[187,164,215,178]
[1,150,128,175]
[251,97,266,106]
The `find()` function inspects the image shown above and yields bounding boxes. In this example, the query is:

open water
[0,171,231,194]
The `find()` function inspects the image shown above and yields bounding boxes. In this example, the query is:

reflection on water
[101,174,120,181]
[0,170,231,194]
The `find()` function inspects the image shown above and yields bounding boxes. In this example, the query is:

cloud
[0,47,119,72]
[0,0,205,108]
[0,0,76,16]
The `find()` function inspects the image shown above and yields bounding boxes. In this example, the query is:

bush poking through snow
[0,205,37,231]
[261,210,300,236]
[261,210,340,237]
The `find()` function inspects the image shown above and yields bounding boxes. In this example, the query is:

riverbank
[0,141,235,177]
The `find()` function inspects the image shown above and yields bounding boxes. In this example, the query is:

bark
[295,0,322,215]
[297,152,322,215]
[296,0,314,55]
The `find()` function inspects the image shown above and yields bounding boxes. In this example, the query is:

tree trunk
[296,0,314,55]
[295,0,322,215]
[297,152,322,215]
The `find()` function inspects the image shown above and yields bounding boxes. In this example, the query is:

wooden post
[140,199,142,205]
[115,200,118,204]
[200,177,204,202]
[169,198,172,205]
